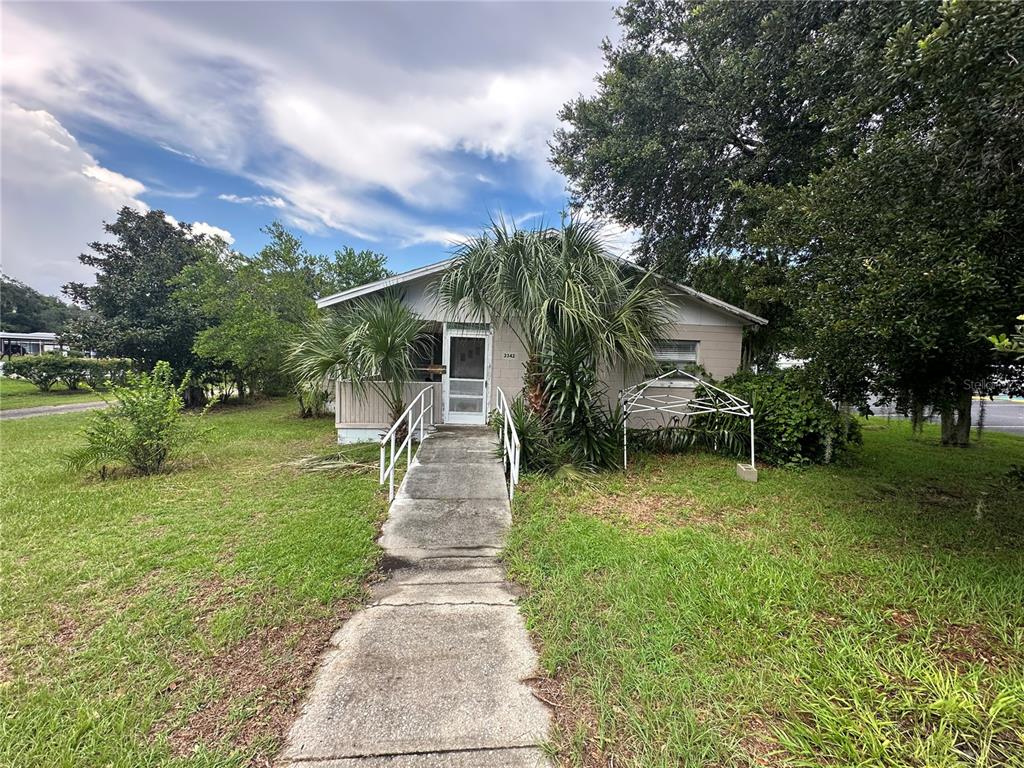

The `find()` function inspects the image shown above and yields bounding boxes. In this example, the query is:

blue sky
[1,1,634,295]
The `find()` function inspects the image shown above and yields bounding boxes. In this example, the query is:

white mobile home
[316,258,767,443]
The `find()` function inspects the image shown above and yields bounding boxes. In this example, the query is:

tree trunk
[940,389,972,447]
[524,356,546,415]
[910,400,925,434]
[183,385,207,409]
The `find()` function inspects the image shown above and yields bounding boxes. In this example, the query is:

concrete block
[381,555,507,585]
[736,463,758,482]
[401,464,509,500]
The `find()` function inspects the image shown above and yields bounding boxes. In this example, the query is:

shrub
[81,358,134,390]
[296,380,332,418]
[629,406,750,458]
[723,369,861,466]
[4,355,133,392]
[541,335,624,470]
[67,361,210,476]
[4,355,67,391]
[492,392,624,474]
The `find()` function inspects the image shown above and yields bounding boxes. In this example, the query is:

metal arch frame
[619,369,755,470]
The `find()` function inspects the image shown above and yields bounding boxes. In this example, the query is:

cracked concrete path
[278,427,551,768]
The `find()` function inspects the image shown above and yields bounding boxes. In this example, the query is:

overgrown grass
[0,399,385,767]
[505,420,1024,767]
[0,376,104,410]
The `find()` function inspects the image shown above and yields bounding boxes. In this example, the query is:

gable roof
[316,258,456,309]
[316,255,767,326]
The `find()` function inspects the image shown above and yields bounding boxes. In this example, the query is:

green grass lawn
[505,421,1024,767]
[0,376,105,410]
[0,399,385,767]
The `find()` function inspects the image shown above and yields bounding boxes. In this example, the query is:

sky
[1,1,632,296]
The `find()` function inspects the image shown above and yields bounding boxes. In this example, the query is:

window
[650,340,699,378]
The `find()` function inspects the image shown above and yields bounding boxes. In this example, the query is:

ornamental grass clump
[67,361,210,476]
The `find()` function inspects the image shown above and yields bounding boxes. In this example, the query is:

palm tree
[434,215,670,413]
[288,293,429,428]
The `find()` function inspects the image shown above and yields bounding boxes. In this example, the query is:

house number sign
[503,352,516,359]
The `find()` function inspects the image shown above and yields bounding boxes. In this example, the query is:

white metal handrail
[379,385,435,502]
[495,387,521,500]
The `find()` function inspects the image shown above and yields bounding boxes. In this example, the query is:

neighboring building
[0,331,63,358]
[317,258,767,443]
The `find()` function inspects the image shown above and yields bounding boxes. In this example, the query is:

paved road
[278,426,550,767]
[871,399,1024,435]
[0,401,107,420]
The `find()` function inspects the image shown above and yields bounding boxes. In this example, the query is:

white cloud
[218,193,287,208]
[0,102,148,294]
[577,205,642,260]
[163,213,234,244]
[191,222,234,244]
[1,2,616,249]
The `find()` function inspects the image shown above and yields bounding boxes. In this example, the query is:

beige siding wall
[604,322,744,429]
[332,289,747,428]
[488,324,529,413]
[335,380,441,428]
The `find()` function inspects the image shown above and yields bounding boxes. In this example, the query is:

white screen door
[443,328,490,424]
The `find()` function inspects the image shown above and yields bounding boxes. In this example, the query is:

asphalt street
[871,399,1024,435]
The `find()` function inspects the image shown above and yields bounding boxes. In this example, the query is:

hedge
[4,355,134,392]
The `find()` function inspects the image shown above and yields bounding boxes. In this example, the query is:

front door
[443,327,490,425]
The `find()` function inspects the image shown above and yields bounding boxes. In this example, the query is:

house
[0,331,63,358]
[316,257,767,444]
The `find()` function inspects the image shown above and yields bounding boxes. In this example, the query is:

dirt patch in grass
[930,622,1014,670]
[737,715,789,767]
[159,600,354,765]
[583,490,719,534]
[526,669,614,768]
[887,609,1014,669]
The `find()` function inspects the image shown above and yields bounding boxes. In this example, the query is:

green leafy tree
[0,274,88,333]
[552,1,840,364]
[320,246,391,295]
[176,222,390,400]
[62,207,212,403]
[554,0,1024,445]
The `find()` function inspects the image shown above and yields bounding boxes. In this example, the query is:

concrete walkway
[278,426,551,768]
[0,401,107,420]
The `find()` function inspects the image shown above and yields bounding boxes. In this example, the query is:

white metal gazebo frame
[619,369,755,471]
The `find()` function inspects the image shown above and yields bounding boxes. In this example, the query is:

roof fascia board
[315,257,457,309]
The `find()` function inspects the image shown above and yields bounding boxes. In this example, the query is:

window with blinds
[650,340,699,377]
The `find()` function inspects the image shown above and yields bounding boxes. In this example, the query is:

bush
[723,369,861,466]
[67,361,210,476]
[296,380,332,418]
[541,336,624,470]
[82,358,134,390]
[4,355,133,392]
[4,355,67,391]
[491,393,624,473]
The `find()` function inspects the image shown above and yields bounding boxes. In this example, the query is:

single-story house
[316,257,767,444]
[0,331,63,358]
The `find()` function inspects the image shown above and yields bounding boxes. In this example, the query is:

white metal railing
[379,386,435,502]
[495,387,521,500]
